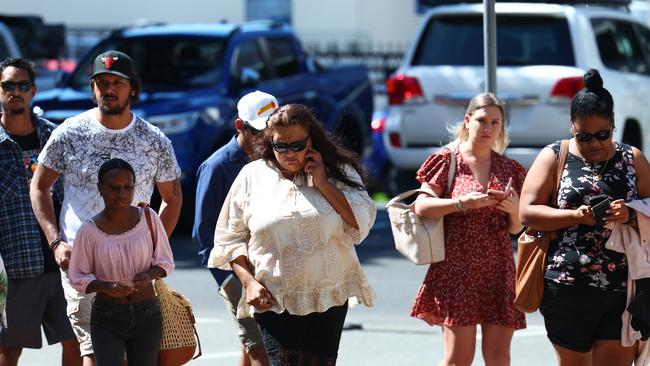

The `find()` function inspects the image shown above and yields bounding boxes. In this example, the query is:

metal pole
[484,0,497,93]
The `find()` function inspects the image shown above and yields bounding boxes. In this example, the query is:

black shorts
[539,280,627,353]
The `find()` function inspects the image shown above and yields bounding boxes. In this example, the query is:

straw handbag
[386,148,456,264]
[143,208,202,365]
[513,140,568,313]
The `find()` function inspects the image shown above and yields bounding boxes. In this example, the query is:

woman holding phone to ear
[411,93,526,366]
[208,104,376,365]
[520,69,650,365]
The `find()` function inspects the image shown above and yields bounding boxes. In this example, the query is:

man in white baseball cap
[193,90,278,366]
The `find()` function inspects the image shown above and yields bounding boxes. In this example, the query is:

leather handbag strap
[551,139,569,208]
[143,207,157,252]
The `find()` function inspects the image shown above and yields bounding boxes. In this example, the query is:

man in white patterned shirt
[30,50,182,366]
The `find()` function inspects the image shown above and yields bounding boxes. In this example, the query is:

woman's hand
[132,271,152,290]
[303,148,327,187]
[575,205,596,226]
[606,199,631,225]
[458,192,499,210]
[103,282,134,297]
[495,188,519,214]
[244,279,275,310]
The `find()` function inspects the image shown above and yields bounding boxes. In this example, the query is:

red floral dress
[410,147,527,329]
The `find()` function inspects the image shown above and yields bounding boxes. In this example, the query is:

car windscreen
[69,36,227,91]
[412,15,574,66]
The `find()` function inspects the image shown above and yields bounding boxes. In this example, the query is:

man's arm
[30,164,61,243]
[30,164,72,270]
[156,178,182,237]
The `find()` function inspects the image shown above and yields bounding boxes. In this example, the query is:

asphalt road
[21,208,557,365]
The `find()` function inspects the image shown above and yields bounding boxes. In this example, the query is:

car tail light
[549,76,584,103]
[389,132,401,147]
[371,115,386,133]
[386,73,425,105]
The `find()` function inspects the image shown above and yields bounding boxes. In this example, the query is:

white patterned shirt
[39,109,181,245]
[208,159,376,317]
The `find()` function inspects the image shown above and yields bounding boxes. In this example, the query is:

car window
[412,15,574,66]
[634,23,650,72]
[592,18,648,74]
[233,40,269,81]
[265,37,300,77]
[69,36,227,91]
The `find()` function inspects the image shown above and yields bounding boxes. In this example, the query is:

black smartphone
[588,194,611,228]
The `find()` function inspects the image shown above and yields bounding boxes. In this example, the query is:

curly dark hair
[570,69,614,124]
[253,104,367,190]
[0,57,36,83]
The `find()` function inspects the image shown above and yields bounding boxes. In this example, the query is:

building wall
[0,0,245,28]
[0,0,422,48]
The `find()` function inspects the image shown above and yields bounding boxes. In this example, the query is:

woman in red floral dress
[411,93,526,366]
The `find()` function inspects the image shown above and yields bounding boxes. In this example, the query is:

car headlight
[147,111,199,135]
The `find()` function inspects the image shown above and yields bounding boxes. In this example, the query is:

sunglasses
[243,121,263,136]
[0,80,33,93]
[574,127,612,143]
[271,137,309,153]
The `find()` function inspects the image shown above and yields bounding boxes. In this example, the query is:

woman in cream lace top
[208,104,376,365]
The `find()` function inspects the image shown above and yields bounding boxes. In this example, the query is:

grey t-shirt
[39,109,181,244]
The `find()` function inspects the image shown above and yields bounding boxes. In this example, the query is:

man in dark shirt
[0,57,78,366]
[193,91,278,366]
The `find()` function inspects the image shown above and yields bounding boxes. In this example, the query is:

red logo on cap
[101,56,119,69]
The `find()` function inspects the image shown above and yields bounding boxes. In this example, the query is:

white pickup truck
[384,1,650,191]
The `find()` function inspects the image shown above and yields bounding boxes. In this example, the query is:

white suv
[384,1,650,190]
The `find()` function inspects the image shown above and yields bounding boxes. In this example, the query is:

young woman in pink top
[68,158,174,366]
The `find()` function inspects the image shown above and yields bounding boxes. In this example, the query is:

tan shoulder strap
[143,207,157,252]
[550,139,569,208]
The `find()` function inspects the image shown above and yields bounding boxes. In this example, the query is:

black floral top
[545,141,637,291]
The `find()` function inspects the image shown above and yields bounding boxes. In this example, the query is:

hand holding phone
[487,177,513,201]
[588,194,611,228]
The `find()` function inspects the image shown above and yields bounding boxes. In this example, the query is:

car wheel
[622,120,643,150]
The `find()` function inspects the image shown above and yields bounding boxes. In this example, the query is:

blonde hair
[449,93,510,154]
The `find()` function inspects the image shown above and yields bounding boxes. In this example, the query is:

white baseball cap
[237,91,279,131]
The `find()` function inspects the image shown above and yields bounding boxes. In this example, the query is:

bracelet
[455,198,467,212]
[626,209,637,225]
[49,237,63,251]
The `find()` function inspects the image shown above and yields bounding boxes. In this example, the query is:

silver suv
[384,2,650,191]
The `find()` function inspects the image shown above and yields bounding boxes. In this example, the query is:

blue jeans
[90,297,162,366]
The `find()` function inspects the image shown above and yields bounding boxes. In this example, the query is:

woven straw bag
[155,279,201,365]
[143,208,202,365]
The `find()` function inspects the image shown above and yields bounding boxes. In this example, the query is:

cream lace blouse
[207,159,376,317]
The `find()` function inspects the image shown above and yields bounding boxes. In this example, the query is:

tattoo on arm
[172,179,180,196]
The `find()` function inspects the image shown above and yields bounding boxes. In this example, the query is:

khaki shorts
[60,269,95,357]
[218,274,264,351]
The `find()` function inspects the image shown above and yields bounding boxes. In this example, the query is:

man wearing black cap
[30,50,182,365]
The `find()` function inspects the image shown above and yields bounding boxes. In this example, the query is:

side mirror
[239,67,260,88]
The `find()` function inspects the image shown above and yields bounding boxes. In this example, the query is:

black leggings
[254,301,348,366]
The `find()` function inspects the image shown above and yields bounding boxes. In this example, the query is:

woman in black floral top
[520,69,650,366]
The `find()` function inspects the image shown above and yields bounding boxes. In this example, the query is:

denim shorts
[539,280,627,353]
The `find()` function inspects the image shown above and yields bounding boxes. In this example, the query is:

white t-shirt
[39,109,181,245]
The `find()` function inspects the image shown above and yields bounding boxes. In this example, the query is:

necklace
[589,158,609,181]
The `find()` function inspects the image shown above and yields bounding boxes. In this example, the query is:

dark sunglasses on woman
[0,80,33,93]
[574,127,612,143]
[271,138,309,153]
